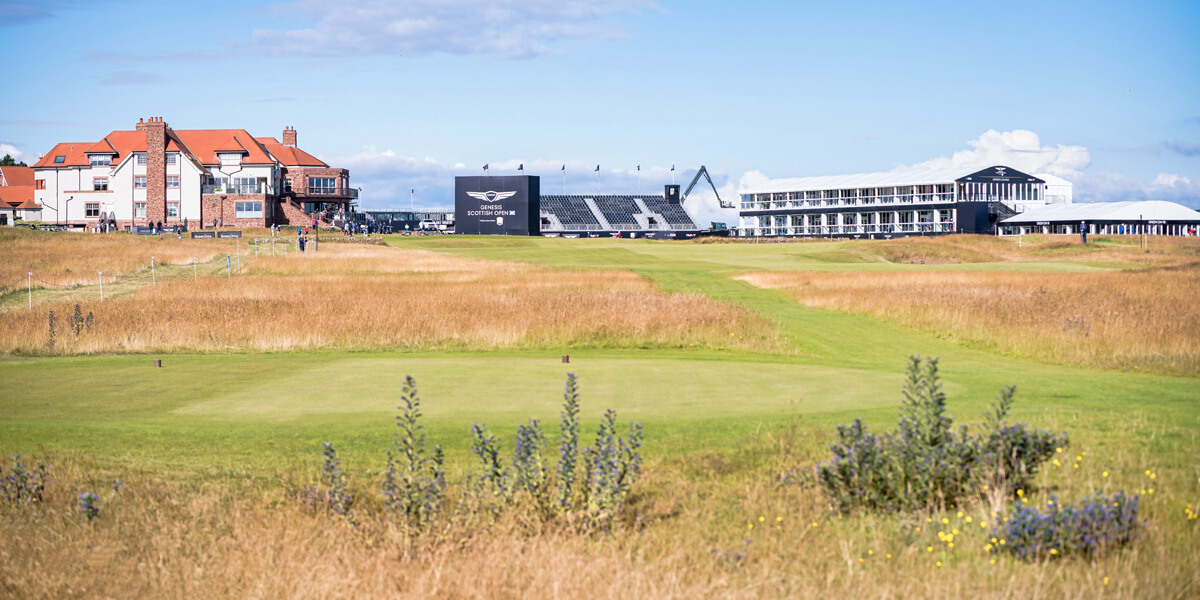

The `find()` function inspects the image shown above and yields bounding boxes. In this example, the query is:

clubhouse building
[33,117,355,231]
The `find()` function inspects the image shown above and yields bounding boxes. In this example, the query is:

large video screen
[455,176,540,236]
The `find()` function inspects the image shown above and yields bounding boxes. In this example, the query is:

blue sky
[2,0,1198,222]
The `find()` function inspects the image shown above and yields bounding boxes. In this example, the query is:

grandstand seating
[538,194,698,231]
[539,195,602,229]
[641,195,698,228]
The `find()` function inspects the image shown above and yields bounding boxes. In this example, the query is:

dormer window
[218,153,242,166]
[89,155,112,167]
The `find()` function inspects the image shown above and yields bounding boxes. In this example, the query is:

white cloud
[903,129,1091,177]
[0,143,30,163]
[1077,172,1200,208]
[252,0,654,58]
[1152,173,1192,187]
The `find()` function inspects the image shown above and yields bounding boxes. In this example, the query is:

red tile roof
[35,124,328,170]
[256,137,329,167]
[32,143,91,168]
[0,185,38,209]
[0,166,35,187]
[174,129,275,164]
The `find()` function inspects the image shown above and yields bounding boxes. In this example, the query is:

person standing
[298,229,306,252]
[1080,221,1088,244]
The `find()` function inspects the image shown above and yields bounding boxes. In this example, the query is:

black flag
[518,163,524,171]
[561,164,565,171]
[595,165,600,172]
[483,163,489,171]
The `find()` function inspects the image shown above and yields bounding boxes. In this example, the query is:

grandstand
[539,191,700,237]
[456,175,705,238]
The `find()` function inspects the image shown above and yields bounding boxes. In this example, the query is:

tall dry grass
[0,243,778,354]
[739,265,1200,375]
[862,234,1200,267]
[4,436,1196,600]
[0,227,250,287]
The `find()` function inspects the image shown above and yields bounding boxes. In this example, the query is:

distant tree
[0,154,27,167]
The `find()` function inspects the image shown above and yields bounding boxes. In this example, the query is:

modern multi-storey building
[33,117,356,231]
[738,165,1072,237]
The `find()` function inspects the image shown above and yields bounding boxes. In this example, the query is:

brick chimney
[282,126,297,147]
[143,117,168,223]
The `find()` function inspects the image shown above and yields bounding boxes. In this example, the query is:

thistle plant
[1,454,48,505]
[512,419,548,498]
[582,410,644,524]
[78,491,100,521]
[469,422,509,502]
[557,372,581,510]
[320,442,353,520]
[382,376,446,527]
[71,304,85,336]
[46,310,55,349]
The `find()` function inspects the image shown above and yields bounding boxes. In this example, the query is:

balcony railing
[296,187,359,199]
[202,184,263,194]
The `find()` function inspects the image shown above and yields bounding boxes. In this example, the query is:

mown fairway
[1,230,1198,598]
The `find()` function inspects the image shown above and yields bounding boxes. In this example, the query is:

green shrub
[816,356,1066,514]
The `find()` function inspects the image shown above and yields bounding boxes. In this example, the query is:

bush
[990,492,1141,560]
[816,356,1066,514]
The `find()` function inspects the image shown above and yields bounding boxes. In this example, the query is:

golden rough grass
[0,228,248,287]
[739,265,1200,375]
[1,242,777,354]
[3,450,1196,600]
[863,234,1200,267]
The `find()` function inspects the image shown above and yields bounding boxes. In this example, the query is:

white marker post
[99,272,104,302]
[27,272,32,310]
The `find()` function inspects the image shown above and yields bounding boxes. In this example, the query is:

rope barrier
[4,246,303,305]
[0,277,29,292]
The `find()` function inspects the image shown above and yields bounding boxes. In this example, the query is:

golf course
[1,228,1197,598]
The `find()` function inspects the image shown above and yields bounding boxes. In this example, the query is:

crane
[681,165,735,209]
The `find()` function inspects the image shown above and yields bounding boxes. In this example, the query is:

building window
[89,155,112,167]
[35,180,46,190]
[135,152,147,165]
[135,176,147,189]
[167,202,179,218]
[166,152,177,165]
[235,201,263,218]
[309,177,336,194]
[283,178,292,193]
[93,177,108,191]
[218,153,241,166]
[167,175,180,189]
[135,203,146,218]
[53,155,65,164]
[85,203,100,218]
[233,177,259,193]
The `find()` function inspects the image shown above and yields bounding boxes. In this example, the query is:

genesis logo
[466,190,516,203]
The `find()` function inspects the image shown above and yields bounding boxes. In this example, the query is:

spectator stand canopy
[999,200,1200,236]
